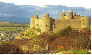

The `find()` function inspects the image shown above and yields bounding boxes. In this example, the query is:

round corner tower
[67,11,73,19]
[60,12,66,19]
[30,14,38,28]
[41,14,52,32]
[30,17,35,28]
[81,17,90,28]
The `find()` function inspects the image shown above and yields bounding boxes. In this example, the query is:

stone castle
[30,10,90,33]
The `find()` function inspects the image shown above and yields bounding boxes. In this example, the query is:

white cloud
[0,0,91,9]
[33,5,47,7]
[0,13,16,17]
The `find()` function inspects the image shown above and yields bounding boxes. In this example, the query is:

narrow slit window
[83,23,84,25]
[46,25,47,27]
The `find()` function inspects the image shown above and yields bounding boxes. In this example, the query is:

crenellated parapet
[30,10,90,33]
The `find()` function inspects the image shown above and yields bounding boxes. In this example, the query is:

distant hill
[0,22,29,27]
[0,16,30,23]
[0,2,91,23]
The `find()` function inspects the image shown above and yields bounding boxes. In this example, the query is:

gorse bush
[56,26,72,37]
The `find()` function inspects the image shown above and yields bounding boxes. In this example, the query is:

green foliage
[38,32,56,43]
[55,49,62,53]
[0,27,21,32]
[65,49,90,54]
[32,28,41,32]
[56,26,72,37]
[50,27,91,51]
[49,31,55,35]
[2,35,7,38]
[35,28,41,32]
[27,30,34,34]
[0,22,29,27]
[0,42,21,54]
[26,30,37,37]
[0,22,29,34]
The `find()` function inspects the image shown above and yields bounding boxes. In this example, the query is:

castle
[30,10,90,33]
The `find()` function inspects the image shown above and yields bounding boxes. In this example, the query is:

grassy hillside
[0,22,29,40]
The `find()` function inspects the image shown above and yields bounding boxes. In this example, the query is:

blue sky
[0,0,91,23]
[0,0,91,9]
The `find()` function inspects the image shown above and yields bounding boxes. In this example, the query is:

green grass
[0,22,29,33]
[32,28,41,32]
[0,22,29,27]
[55,49,62,53]
[2,36,7,38]
[0,27,21,32]
[64,49,90,54]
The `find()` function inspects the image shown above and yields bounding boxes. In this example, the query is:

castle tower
[67,9,73,19]
[60,9,66,19]
[41,14,52,32]
[30,17,35,28]
[67,11,73,19]
[34,14,38,19]
[81,17,90,28]
[30,14,39,28]
[74,13,77,16]
[60,12,66,19]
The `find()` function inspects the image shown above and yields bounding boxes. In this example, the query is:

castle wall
[52,19,81,31]
[74,15,84,19]
[30,11,90,33]
[74,16,81,19]
[35,19,42,29]
[81,17,90,28]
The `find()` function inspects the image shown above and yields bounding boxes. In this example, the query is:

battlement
[44,14,49,17]
[30,10,90,33]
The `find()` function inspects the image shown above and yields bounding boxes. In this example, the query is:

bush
[0,42,21,54]
[55,49,62,53]
[32,28,41,32]
[56,26,72,37]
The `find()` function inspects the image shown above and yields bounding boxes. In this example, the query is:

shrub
[56,26,72,37]
[55,49,62,53]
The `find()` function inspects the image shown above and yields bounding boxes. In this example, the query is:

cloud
[33,5,47,7]
[0,0,91,9]
[0,2,91,23]
[0,13,16,17]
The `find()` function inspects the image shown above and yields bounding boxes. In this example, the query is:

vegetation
[0,22,29,27]
[0,25,91,54]
[0,41,22,54]
[32,28,41,33]
[0,22,29,40]
[62,49,90,54]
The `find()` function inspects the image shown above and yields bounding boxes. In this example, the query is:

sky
[0,0,91,23]
[0,0,91,9]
